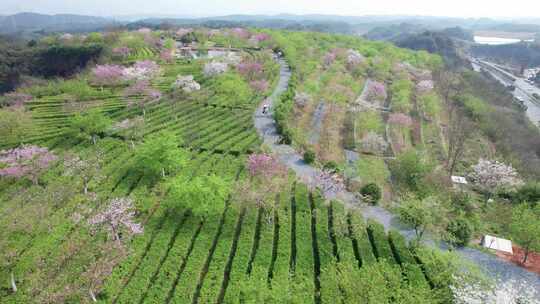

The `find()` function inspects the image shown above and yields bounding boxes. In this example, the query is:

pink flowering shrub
[0,145,57,184]
[388,113,413,127]
[91,64,125,87]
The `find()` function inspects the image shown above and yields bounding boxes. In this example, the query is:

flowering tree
[123,80,162,116]
[346,49,365,70]
[203,61,228,77]
[253,33,270,42]
[231,27,250,39]
[112,46,131,58]
[236,61,264,81]
[417,80,435,94]
[2,92,33,108]
[366,81,387,102]
[88,197,143,244]
[91,65,125,88]
[451,278,540,304]
[172,75,201,93]
[160,49,174,63]
[176,28,193,38]
[111,116,145,149]
[323,52,337,67]
[388,113,413,127]
[122,60,160,81]
[63,151,104,195]
[468,159,523,198]
[235,154,288,212]
[61,33,74,40]
[360,132,389,155]
[294,92,311,108]
[311,169,345,200]
[137,28,152,34]
[249,79,269,94]
[0,145,57,185]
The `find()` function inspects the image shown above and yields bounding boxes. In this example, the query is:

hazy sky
[2,0,539,18]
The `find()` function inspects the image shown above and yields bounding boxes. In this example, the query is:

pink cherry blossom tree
[91,65,125,88]
[388,113,413,127]
[0,145,57,185]
[249,79,269,94]
[237,61,264,81]
[231,27,251,39]
[235,153,288,212]
[160,49,174,63]
[123,80,162,117]
[89,197,143,245]
[366,81,387,102]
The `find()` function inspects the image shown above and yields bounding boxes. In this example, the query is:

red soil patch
[495,245,540,275]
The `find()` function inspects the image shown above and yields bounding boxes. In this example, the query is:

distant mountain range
[0,13,117,34]
[1,12,540,36]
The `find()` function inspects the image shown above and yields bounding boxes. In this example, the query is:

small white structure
[482,235,513,254]
[451,176,468,185]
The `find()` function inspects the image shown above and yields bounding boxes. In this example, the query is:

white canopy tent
[482,235,513,254]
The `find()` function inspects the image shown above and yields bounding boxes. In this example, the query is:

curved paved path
[254,57,540,296]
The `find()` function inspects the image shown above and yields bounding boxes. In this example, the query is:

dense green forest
[0,26,539,303]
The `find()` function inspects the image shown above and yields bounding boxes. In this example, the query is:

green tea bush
[360,183,381,205]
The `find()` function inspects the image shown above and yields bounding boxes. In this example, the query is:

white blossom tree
[203,61,228,77]
[172,75,201,93]
[64,151,104,195]
[88,197,143,244]
[469,159,523,200]
[451,278,540,304]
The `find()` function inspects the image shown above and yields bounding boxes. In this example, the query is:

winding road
[254,56,540,296]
